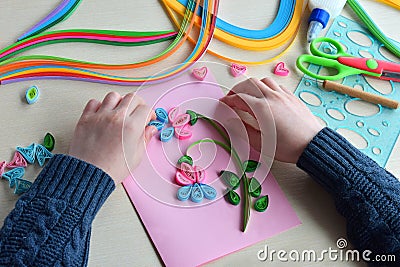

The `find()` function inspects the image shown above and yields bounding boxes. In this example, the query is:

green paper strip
[0,36,175,63]
[21,0,83,40]
[189,113,252,232]
[0,0,195,69]
[348,0,400,58]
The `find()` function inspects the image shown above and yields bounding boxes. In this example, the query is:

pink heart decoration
[175,124,192,140]
[273,62,290,76]
[179,162,197,183]
[194,166,206,183]
[230,63,247,77]
[168,107,180,123]
[175,171,195,186]
[6,151,27,169]
[192,67,208,81]
[172,114,190,128]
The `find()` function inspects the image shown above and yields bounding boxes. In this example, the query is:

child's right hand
[220,77,323,163]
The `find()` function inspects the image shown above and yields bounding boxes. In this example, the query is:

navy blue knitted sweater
[0,127,399,266]
[0,154,115,266]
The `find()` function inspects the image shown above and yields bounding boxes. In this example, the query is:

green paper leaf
[254,195,269,212]
[243,160,260,173]
[43,133,55,152]
[220,170,240,190]
[249,178,261,198]
[177,155,193,166]
[226,189,240,206]
[186,110,198,125]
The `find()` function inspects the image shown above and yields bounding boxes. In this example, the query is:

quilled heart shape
[273,62,289,76]
[230,63,247,77]
[192,67,208,80]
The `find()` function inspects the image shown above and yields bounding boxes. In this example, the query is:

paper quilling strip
[17,0,83,41]
[0,0,303,84]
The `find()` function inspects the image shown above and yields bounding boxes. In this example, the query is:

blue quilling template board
[295,16,400,167]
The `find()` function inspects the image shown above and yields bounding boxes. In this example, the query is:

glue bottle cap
[308,8,330,28]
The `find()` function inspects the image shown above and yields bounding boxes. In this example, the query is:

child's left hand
[68,92,157,184]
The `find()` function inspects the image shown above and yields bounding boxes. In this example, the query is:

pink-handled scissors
[296,37,400,82]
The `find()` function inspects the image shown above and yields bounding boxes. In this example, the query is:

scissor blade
[381,71,400,82]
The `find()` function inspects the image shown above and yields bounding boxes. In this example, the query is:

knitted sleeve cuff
[25,154,115,217]
[296,127,377,193]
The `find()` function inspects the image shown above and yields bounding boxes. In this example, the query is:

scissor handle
[310,37,350,59]
[296,54,362,81]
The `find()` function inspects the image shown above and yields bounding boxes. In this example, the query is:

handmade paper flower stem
[200,117,230,145]
[186,112,252,232]
[187,138,251,232]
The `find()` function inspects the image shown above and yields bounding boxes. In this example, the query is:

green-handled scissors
[296,37,400,82]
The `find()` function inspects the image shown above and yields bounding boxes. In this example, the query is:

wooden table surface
[0,1,399,266]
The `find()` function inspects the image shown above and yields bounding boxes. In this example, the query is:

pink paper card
[123,71,301,266]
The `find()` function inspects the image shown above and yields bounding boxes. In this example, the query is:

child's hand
[68,92,157,184]
[220,77,323,163]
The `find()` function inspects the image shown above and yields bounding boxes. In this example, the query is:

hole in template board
[322,43,337,55]
[379,45,400,63]
[364,76,393,95]
[304,80,311,86]
[319,66,339,77]
[367,128,380,136]
[347,31,373,47]
[382,120,390,127]
[359,50,373,58]
[372,147,381,155]
[340,43,348,52]
[356,120,364,127]
[299,91,322,106]
[326,108,345,121]
[345,99,380,117]
[302,61,311,70]
[338,21,347,28]
[353,84,364,91]
[314,115,327,127]
[323,47,331,54]
[336,128,368,149]
[333,31,341,37]
[336,78,344,85]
